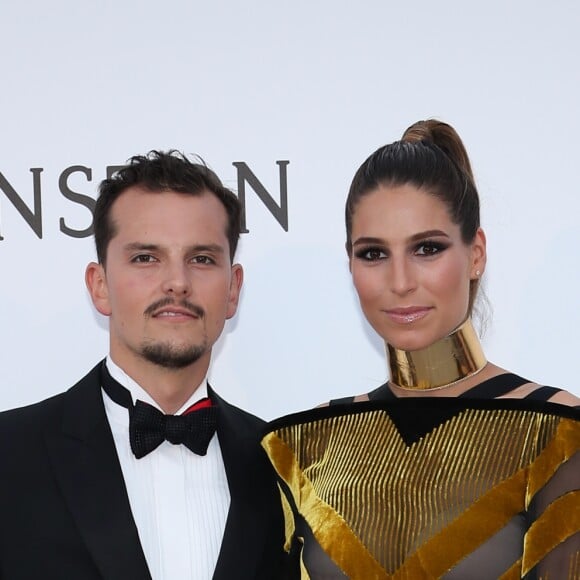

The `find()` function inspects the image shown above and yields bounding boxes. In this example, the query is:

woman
[263,120,579,579]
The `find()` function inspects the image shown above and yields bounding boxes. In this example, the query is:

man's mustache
[144,297,205,319]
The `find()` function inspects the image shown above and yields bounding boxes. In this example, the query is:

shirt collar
[105,355,209,415]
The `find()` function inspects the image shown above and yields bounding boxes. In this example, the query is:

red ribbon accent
[182,397,213,415]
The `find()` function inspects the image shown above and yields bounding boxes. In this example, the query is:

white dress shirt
[102,356,231,580]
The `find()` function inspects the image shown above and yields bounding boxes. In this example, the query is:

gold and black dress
[262,374,580,579]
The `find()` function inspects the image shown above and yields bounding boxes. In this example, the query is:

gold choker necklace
[387,318,487,391]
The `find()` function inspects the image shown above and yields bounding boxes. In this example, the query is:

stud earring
[475,270,481,277]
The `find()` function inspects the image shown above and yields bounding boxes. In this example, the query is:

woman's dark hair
[345,119,482,308]
[94,150,242,264]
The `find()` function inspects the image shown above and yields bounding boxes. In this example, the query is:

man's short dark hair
[94,150,242,264]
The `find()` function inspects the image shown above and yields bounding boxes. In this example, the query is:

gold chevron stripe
[523,491,580,576]
[395,469,526,578]
[263,432,387,578]
[527,419,580,505]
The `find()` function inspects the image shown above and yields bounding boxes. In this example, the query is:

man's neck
[109,352,210,414]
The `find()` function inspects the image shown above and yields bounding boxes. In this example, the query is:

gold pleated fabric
[263,406,580,579]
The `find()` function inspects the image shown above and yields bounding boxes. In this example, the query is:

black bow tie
[100,362,218,459]
[129,399,217,458]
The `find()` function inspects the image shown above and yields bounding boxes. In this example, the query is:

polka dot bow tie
[129,398,217,458]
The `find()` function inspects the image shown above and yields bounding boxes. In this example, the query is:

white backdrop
[1,0,578,419]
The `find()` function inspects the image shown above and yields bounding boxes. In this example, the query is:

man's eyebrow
[187,244,226,254]
[122,242,226,254]
[123,243,160,252]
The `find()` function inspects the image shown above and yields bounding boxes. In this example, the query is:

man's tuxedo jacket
[0,363,292,580]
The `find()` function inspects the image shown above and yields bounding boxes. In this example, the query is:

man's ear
[226,263,244,319]
[85,262,112,316]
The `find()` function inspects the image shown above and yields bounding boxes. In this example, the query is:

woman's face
[349,184,486,351]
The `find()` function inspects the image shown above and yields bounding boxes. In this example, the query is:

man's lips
[144,298,205,320]
[152,308,200,319]
[384,307,433,324]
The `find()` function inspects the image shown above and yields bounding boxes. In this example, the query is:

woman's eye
[415,242,446,256]
[356,247,387,261]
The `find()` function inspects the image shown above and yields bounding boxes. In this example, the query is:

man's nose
[161,263,191,296]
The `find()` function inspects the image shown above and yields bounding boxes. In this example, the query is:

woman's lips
[384,307,432,324]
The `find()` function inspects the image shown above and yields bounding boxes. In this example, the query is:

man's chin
[140,343,207,369]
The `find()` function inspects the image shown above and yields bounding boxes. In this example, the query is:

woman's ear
[470,228,487,279]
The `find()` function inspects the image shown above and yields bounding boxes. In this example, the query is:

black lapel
[210,388,278,580]
[45,363,152,580]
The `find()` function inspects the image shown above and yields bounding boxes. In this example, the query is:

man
[0,151,293,579]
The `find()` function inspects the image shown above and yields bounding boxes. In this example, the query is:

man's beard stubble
[140,339,208,369]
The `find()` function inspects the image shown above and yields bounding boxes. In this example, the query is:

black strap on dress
[329,383,393,405]
[458,373,529,398]
[328,395,357,406]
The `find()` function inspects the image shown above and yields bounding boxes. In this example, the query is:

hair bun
[402,119,474,182]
